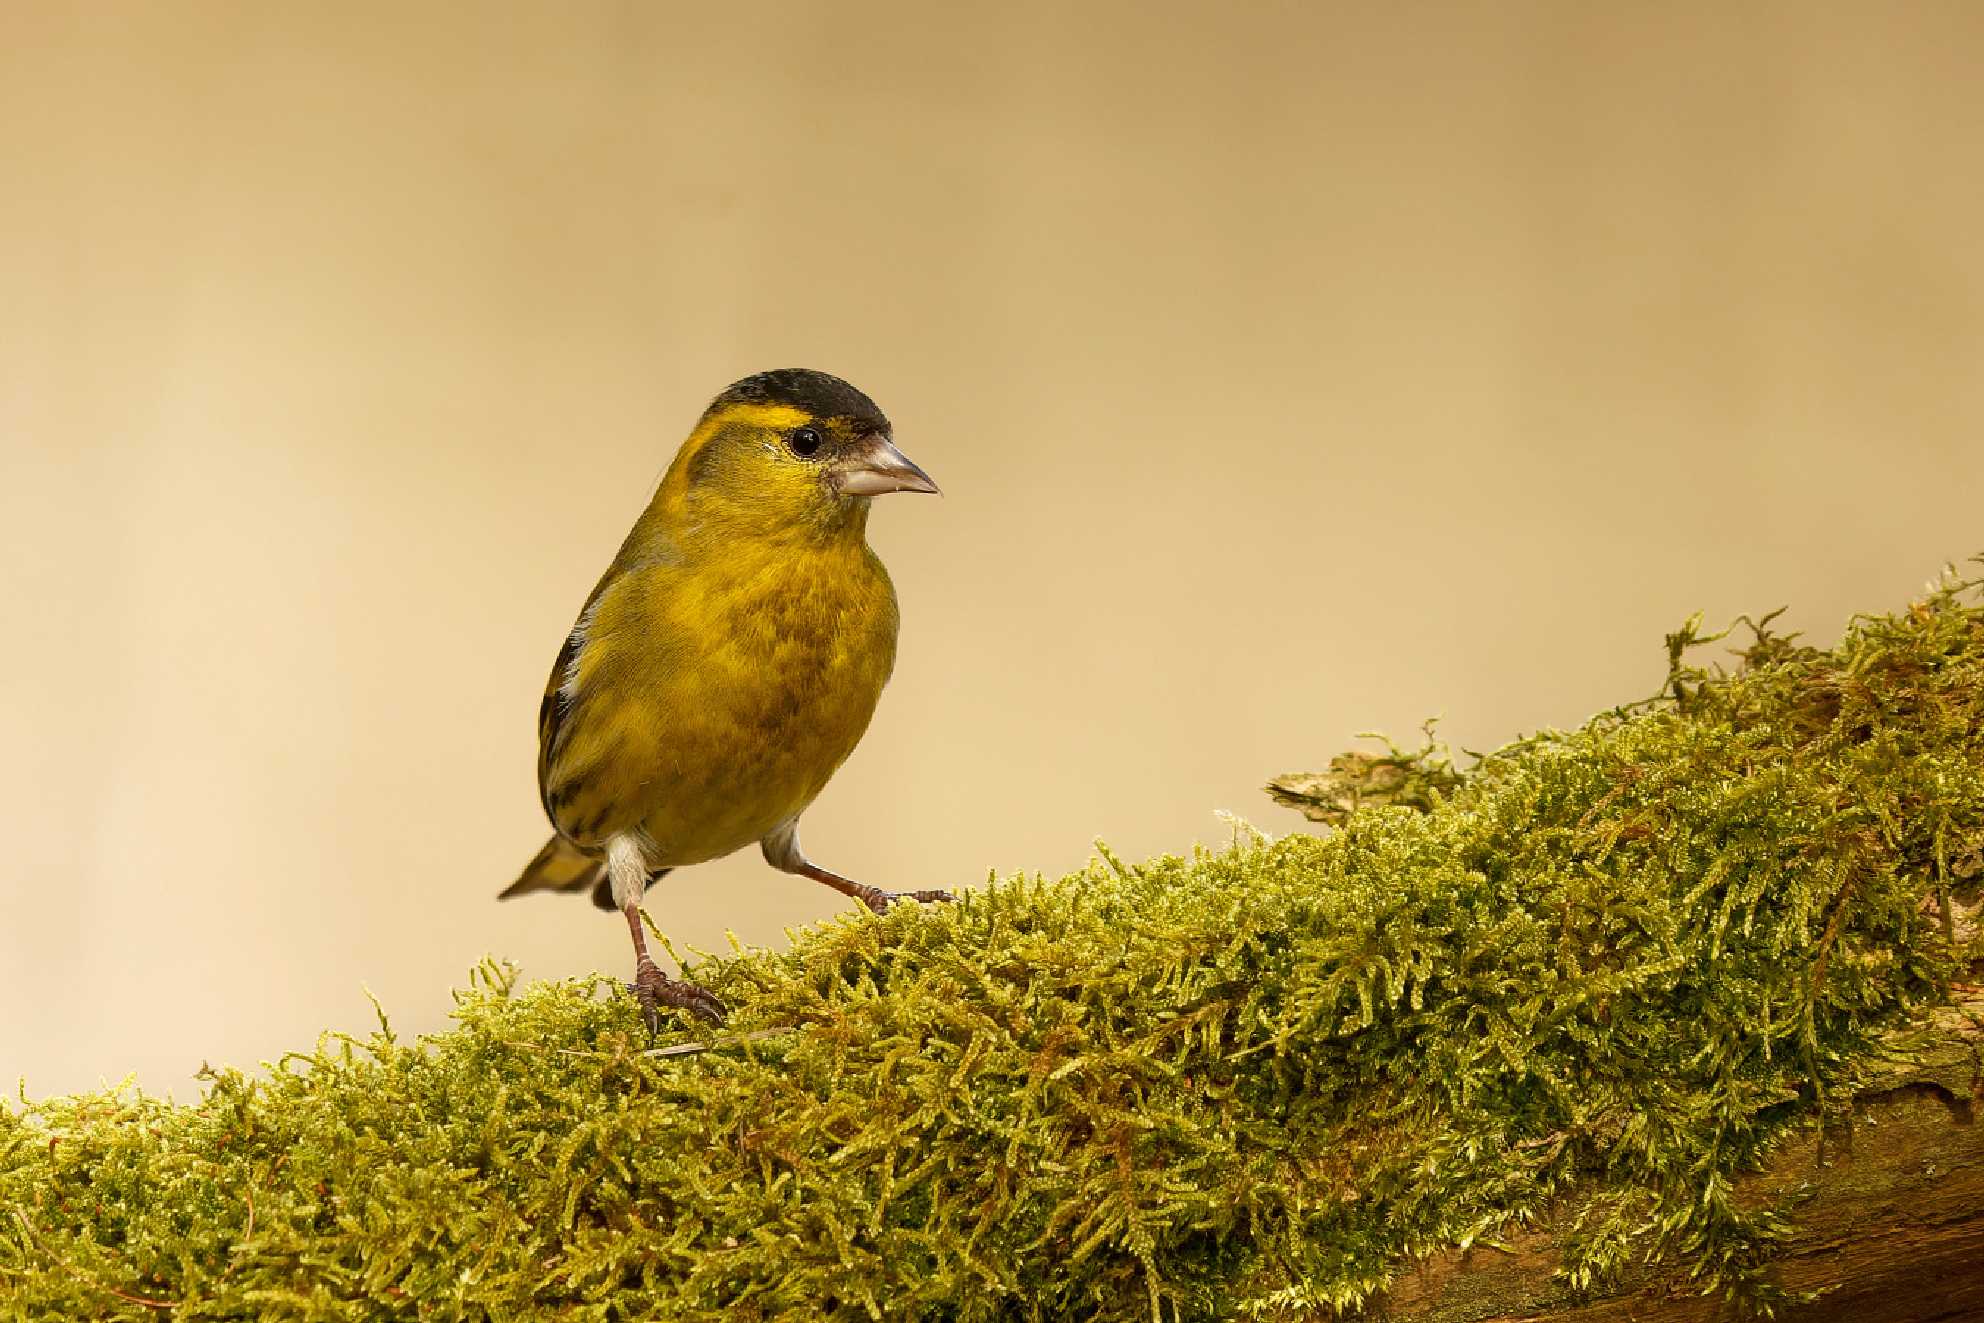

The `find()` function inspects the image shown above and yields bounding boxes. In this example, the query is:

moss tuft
[6,566,1984,1321]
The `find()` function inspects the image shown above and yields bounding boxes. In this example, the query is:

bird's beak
[831,435,941,496]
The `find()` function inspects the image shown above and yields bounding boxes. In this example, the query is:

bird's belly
[633,707,869,864]
[546,535,900,863]
[632,639,892,866]
[633,758,817,867]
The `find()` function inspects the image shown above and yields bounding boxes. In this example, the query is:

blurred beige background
[5,2,1982,1099]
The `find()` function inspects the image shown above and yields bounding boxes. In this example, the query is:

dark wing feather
[534,527,682,845]
[536,623,585,824]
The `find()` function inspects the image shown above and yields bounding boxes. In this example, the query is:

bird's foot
[629,958,726,1032]
[855,885,958,916]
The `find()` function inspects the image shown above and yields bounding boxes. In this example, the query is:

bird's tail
[499,835,604,901]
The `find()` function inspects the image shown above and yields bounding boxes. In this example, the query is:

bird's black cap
[710,369,889,435]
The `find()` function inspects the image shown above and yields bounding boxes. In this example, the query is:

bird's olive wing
[536,618,586,829]
[537,625,582,781]
[534,566,667,847]
[536,567,621,840]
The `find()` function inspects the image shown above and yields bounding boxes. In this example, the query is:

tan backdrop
[5,2,1982,1098]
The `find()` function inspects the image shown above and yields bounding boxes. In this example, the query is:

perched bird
[500,369,951,1026]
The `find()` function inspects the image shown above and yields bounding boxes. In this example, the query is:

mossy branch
[6,564,1984,1321]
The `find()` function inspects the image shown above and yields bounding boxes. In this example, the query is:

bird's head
[660,369,938,540]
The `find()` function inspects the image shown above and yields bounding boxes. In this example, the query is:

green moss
[7,567,1984,1322]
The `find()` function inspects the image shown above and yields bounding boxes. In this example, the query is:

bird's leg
[761,821,955,915]
[791,860,957,915]
[622,903,725,1027]
[607,838,724,1029]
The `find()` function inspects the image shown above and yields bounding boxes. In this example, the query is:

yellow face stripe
[679,402,812,465]
[706,402,812,431]
[661,401,814,510]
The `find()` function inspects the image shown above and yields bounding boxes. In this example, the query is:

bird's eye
[788,426,824,459]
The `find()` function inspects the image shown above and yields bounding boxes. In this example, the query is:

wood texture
[1376,995,1984,1322]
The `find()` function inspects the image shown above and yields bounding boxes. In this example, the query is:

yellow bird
[500,369,950,1025]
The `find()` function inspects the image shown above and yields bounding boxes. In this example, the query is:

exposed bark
[1377,994,1984,1322]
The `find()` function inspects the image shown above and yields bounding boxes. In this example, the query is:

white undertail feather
[606,834,649,911]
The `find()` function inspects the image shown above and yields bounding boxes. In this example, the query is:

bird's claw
[860,886,958,915]
[629,959,727,1031]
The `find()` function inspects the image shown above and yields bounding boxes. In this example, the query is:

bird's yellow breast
[544,530,900,866]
